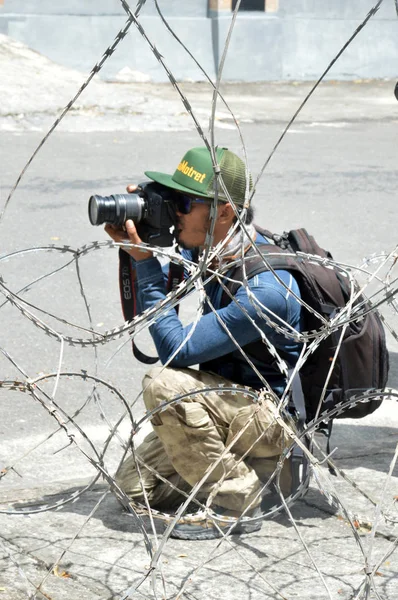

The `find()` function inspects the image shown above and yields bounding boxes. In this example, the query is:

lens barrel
[88,194,145,226]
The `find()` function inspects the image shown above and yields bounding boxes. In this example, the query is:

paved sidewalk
[1,34,398,133]
[1,403,397,600]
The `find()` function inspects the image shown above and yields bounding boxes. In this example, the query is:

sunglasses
[172,194,215,215]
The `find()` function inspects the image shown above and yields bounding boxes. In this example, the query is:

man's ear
[217,202,235,224]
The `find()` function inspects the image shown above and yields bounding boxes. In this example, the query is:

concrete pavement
[2,34,398,134]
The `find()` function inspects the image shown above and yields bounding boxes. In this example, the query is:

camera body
[88,182,177,247]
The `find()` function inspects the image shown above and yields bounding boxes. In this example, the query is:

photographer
[104,146,302,540]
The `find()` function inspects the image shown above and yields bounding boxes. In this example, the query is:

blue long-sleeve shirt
[134,234,301,394]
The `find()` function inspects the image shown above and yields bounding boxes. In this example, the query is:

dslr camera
[88,182,177,247]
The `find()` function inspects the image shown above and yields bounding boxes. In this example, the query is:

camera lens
[88,194,145,226]
[88,195,102,225]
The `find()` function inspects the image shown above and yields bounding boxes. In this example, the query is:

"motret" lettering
[177,160,206,183]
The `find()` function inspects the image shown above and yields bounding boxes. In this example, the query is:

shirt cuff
[135,256,163,281]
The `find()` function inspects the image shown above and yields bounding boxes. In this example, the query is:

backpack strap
[219,243,301,368]
[221,243,301,302]
[253,224,274,240]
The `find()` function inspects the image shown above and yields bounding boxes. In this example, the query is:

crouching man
[105,146,301,539]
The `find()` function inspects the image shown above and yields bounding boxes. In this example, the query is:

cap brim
[145,170,211,198]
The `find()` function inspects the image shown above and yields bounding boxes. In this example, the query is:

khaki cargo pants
[115,367,292,512]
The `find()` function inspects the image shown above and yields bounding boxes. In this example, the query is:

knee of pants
[142,366,177,412]
[114,454,140,495]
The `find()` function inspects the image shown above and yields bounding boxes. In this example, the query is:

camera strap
[118,248,184,364]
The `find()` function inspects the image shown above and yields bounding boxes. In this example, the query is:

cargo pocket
[175,401,211,428]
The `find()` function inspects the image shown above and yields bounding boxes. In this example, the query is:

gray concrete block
[1,1,398,82]
[141,0,209,18]
[214,15,283,81]
[279,0,397,19]
[1,3,398,81]
[3,15,217,82]
[282,17,398,80]
[0,0,207,17]
[0,0,124,15]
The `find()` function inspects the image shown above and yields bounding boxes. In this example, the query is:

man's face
[174,195,212,250]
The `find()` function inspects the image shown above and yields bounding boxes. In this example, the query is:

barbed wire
[1,1,398,599]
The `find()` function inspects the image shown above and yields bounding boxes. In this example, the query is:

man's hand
[104,184,153,262]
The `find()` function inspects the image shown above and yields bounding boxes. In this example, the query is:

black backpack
[221,226,389,424]
[220,226,389,510]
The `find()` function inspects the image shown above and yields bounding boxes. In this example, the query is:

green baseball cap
[145,146,252,205]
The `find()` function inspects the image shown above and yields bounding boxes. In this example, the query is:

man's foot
[169,506,263,540]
